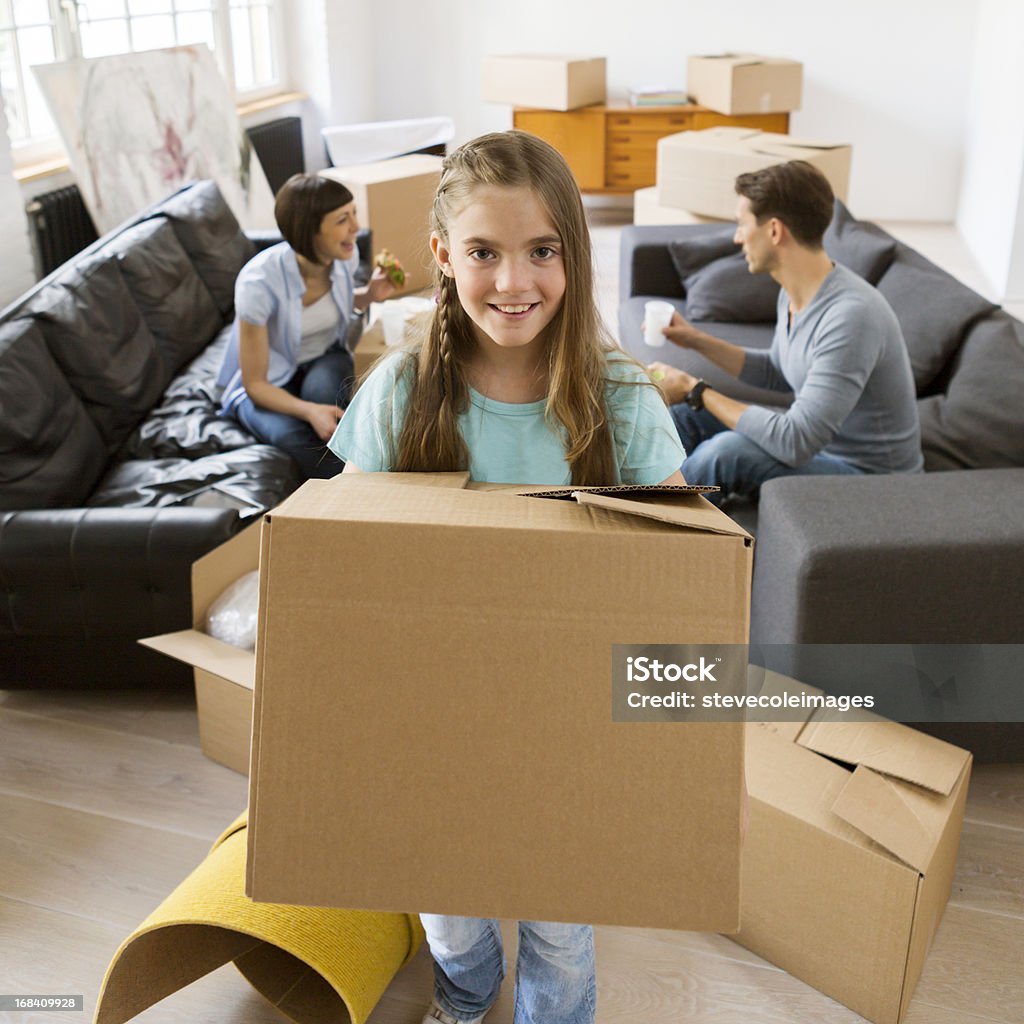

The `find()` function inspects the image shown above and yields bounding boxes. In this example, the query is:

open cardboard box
[141,523,261,775]
[738,672,972,1024]
[657,126,852,219]
[244,472,752,930]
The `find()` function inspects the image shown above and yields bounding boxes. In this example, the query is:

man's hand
[648,362,697,404]
[306,403,344,442]
[663,310,705,349]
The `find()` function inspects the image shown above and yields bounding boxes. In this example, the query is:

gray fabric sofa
[618,204,1024,761]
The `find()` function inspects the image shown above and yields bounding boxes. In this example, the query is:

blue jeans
[420,915,596,1024]
[234,346,353,479]
[670,403,865,504]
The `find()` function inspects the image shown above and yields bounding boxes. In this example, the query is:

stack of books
[628,87,690,106]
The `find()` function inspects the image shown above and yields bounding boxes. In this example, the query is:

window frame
[2,0,287,164]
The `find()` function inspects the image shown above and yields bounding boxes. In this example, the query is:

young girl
[328,131,686,1024]
[216,173,395,480]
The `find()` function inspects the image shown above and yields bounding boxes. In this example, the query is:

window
[0,0,282,150]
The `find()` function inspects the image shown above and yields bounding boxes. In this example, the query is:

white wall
[0,106,39,307]
[957,0,1024,303]
[364,0,979,221]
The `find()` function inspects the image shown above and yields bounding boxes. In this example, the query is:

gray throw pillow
[823,200,897,284]
[667,230,779,323]
[682,253,780,323]
[918,312,1024,470]
[876,245,999,392]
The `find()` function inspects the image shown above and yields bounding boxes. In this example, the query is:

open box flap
[797,711,970,796]
[698,54,767,68]
[545,487,752,540]
[755,138,848,156]
[566,490,748,540]
[830,764,968,873]
[140,629,255,690]
[191,521,262,628]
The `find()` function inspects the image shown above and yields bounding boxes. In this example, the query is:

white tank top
[297,291,341,364]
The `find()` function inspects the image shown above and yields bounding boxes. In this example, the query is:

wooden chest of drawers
[513,104,789,193]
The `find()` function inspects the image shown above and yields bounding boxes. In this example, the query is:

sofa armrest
[750,468,1024,645]
[0,506,243,641]
[619,223,731,303]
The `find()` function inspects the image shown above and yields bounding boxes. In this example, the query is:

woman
[216,173,396,478]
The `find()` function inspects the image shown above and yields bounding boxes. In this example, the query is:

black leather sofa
[1,181,311,688]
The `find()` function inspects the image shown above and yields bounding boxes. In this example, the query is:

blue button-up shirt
[217,241,358,414]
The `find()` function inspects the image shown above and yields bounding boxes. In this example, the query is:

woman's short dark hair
[734,161,835,248]
[274,173,354,263]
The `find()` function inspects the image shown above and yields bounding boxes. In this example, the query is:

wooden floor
[0,685,1021,1024]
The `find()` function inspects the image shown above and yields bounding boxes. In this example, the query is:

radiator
[246,116,305,195]
[25,184,100,277]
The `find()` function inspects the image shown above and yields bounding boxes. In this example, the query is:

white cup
[643,300,675,348]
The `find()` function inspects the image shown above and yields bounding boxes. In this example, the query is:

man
[652,161,922,503]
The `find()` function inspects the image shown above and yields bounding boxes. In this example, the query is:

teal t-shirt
[327,349,685,486]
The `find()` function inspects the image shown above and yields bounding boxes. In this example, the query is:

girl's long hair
[394,130,621,484]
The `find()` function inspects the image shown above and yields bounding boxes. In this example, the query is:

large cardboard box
[245,473,752,930]
[687,54,803,115]
[140,524,261,775]
[633,185,727,226]
[657,126,852,219]
[321,155,443,294]
[738,675,972,1024]
[481,54,606,111]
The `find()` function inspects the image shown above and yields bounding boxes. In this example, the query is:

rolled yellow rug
[94,810,423,1024]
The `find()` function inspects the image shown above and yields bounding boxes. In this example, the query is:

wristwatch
[685,379,711,411]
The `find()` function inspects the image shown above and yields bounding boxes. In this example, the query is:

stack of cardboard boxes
[637,54,853,226]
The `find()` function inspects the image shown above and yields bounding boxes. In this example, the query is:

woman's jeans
[670,403,865,504]
[234,346,354,479]
[420,915,596,1024]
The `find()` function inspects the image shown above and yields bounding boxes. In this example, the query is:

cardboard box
[633,185,727,226]
[353,317,388,381]
[737,674,972,1024]
[657,126,852,219]
[141,524,260,775]
[246,473,752,930]
[481,54,606,111]
[687,54,803,115]
[321,155,443,294]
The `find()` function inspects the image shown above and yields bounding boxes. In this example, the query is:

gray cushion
[683,253,780,323]
[876,245,998,393]
[823,200,896,284]
[667,229,779,323]
[918,312,1024,470]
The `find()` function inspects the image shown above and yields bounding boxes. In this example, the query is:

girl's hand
[306,402,344,442]
[366,266,398,304]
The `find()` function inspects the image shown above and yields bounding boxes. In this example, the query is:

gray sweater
[736,264,923,472]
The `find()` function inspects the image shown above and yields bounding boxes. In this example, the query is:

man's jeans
[420,915,596,1024]
[234,346,353,480]
[670,403,865,503]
